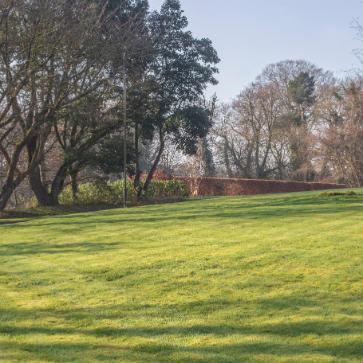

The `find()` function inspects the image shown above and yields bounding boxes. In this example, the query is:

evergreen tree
[131,0,219,197]
[287,72,317,179]
[287,71,316,125]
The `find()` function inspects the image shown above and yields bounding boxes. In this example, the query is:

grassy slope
[0,191,362,363]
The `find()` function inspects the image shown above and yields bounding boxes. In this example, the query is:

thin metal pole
[123,50,127,208]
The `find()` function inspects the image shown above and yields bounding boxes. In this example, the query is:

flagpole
[123,50,127,208]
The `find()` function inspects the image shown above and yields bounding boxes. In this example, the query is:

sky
[148,0,363,102]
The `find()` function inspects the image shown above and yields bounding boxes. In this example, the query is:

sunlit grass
[0,190,362,362]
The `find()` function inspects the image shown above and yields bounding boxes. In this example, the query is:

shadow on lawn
[0,220,30,226]
[0,241,120,256]
[0,320,362,362]
[1,295,362,361]
[3,193,362,231]
[3,319,360,338]
[0,340,361,363]
[18,203,363,229]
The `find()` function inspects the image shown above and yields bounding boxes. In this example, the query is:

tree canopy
[0,0,219,209]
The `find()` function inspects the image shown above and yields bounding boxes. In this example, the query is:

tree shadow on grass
[3,193,363,231]
[2,319,362,339]
[130,340,362,361]
[0,220,30,226]
[18,203,363,229]
[0,322,362,362]
[0,241,120,256]
[0,295,362,361]
[0,341,126,363]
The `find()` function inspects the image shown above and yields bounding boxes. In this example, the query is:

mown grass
[0,190,362,362]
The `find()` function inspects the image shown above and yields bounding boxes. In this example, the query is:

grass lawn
[0,190,362,362]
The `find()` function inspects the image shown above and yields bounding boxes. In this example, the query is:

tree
[285,71,316,179]
[194,96,217,177]
[319,78,363,186]
[30,94,123,206]
[130,0,219,197]
[0,0,150,208]
[211,60,333,181]
[213,82,283,179]
[0,0,103,209]
[258,60,333,180]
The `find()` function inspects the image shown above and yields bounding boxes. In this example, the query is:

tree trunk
[49,164,69,205]
[0,142,28,210]
[27,134,54,206]
[29,162,69,206]
[70,168,79,201]
[223,138,233,178]
[139,127,165,198]
[29,165,53,206]
[0,178,20,210]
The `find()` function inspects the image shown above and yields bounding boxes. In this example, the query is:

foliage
[130,0,219,196]
[212,60,331,181]
[1,190,363,361]
[319,78,363,186]
[59,178,188,205]
[0,0,148,209]
[288,72,316,112]
[319,190,358,197]
[93,134,136,176]
[0,0,219,209]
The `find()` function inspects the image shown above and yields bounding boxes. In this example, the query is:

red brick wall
[175,177,346,197]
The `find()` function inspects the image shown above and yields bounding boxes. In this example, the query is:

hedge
[175,177,346,196]
[60,179,188,205]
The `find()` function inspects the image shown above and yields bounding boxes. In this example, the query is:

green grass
[0,190,362,362]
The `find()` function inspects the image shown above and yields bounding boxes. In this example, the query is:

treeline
[169,60,363,187]
[1,1,362,211]
[0,0,219,210]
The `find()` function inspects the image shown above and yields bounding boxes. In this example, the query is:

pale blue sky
[149,0,362,101]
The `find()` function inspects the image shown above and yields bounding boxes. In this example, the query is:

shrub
[145,179,188,199]
[59,179,188,205]
[319,191,357,197]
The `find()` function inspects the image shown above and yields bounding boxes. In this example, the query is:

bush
[144,179,188,199]
[59,179,188,205]
[319,191,357,197]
